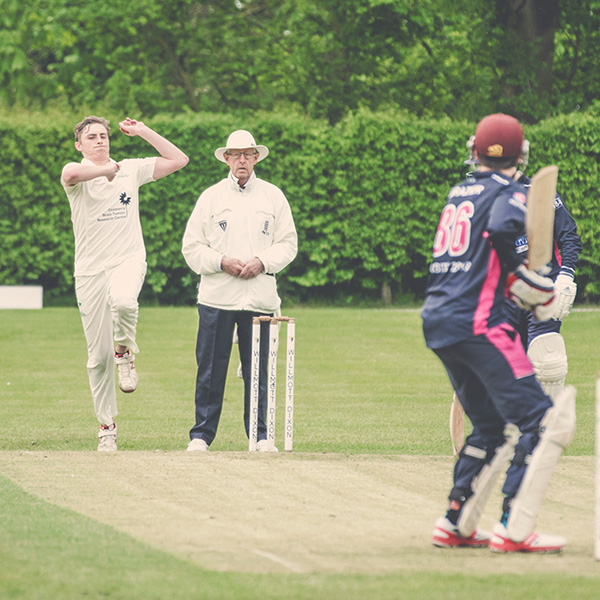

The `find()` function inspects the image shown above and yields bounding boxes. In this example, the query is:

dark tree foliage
[1,0,599,123]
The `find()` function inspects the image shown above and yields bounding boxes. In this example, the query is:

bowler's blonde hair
[74,116,110,142]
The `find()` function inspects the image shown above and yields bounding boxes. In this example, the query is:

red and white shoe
[115,350,138,393]
[489,523,566,553]
[432,517,491,548]
[98,422,117,452]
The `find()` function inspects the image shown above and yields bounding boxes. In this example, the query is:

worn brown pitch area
[0,452,596,576]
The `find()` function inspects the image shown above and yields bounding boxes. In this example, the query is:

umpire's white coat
[182,172,297,313]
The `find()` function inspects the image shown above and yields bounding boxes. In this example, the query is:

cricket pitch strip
[0,452,597,576]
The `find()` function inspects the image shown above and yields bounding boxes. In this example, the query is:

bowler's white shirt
[62,157,156,276]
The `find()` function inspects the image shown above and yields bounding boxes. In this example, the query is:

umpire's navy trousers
[190,305,272,445]
[433,323,553,499]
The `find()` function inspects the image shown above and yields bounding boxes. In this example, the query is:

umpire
[182,130,297,452]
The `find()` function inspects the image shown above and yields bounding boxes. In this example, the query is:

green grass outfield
[1,306,599,599]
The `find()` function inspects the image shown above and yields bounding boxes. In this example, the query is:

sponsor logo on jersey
[448,184,485,198]
[515,235,528,255]
[509,195,527,213]
[429,261,472,274]
[491,173,510,185]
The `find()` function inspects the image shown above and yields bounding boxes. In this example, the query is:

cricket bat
[526,165,558,271]
[450,392,464,457]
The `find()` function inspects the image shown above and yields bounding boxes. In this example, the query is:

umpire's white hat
[214,130,269,163]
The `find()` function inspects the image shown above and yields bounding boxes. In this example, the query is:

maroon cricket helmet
[473,113,524,159]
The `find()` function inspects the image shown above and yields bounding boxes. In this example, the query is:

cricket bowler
[61,116,188,451]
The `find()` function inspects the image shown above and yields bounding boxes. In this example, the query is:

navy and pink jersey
[514,173,581,280]
[505,174,582,343]
[422,171,528,349]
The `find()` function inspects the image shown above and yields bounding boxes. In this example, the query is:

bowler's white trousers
[75,259,146,426]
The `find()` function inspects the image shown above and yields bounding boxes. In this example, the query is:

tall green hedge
[1,109,599,306]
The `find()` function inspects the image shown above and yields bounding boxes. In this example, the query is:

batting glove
[507,264,555,321]
[531,296,557,322]
[552,273,577,320]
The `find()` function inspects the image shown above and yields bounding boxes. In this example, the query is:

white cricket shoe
[187,438,209,452]
[98,423,117,452]
[489,522,566,553]
[431,517,491,548]
[115,350,138,393]
[256,439,279,453]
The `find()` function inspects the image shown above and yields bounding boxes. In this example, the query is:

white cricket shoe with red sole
[489,523,566,553]
[98,423,117,452]
[432,517,491,548]
[115,350,138,393]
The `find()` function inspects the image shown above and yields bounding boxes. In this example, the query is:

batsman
[421,114,576,553]
[449,130,581,455]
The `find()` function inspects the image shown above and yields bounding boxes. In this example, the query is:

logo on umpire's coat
[219,220,227,231]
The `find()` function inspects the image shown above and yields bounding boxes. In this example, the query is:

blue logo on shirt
[515,235,528,255]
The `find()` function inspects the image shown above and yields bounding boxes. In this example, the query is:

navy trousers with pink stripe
[433,322,552,501]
